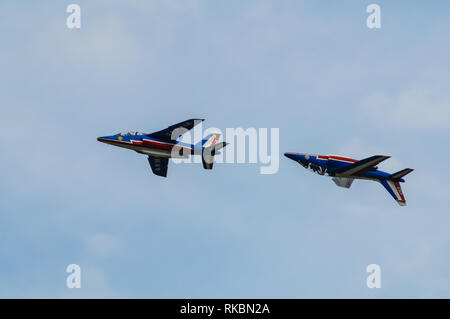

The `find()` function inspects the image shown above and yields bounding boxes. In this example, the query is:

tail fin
[389,168,414,181]
[202,142,228,170]
[380,168,413,206]
[380,179,407,206]
[194,132,221,149]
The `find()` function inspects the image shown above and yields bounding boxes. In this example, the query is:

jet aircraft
[284,153,413,206]
[97,119,227,177]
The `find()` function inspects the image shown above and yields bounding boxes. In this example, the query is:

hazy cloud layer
[1,0,450,298]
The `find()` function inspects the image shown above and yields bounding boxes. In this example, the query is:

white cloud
[24,8,145,75]
[362,87,450,129]
[62,19,142,71]
[128,0,202,12]
[408,170,450,202]
[86,233,123,258]
[61,266,122,298]
[244,1,273,20]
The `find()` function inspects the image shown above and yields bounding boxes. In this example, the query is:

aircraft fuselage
[284,153,400,182]
[97,134,199,158]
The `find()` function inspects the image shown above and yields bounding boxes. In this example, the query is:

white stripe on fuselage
[101,138,192,158]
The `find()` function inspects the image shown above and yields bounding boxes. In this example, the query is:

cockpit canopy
[117,131,145,136]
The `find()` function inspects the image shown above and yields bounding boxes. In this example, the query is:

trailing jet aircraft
[97,119,227,177]
[284,153,413,206]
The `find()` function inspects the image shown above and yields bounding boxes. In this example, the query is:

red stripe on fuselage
[327,155,357,163]
[284,153,358,163]
[142,139,174,150]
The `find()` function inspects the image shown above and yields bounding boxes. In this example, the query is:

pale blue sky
[1,0,450,298]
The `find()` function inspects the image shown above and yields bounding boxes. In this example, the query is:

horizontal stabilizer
[210,141,228,152]
[332,177,354,188]
[389,168,414,181]
[334,155,390,176]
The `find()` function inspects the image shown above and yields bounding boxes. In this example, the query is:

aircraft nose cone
[285,152,307,160]
[284,152,296,160]
[97,136,111,143]
[284,153,310,165]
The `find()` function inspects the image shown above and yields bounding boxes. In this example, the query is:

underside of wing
[333,155,390,176]
[147,156,169,177]
[147,118,204,142]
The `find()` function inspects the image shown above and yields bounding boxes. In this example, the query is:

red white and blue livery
[97,119,227,177]
[284,152,413,206]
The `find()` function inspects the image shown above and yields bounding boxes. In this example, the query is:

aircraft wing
[147,156,169,177]
[333,155,390,176]
[147,118,204,142]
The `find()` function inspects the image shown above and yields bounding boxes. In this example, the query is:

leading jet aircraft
[284,153,413,206]
[97,119,227,177]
